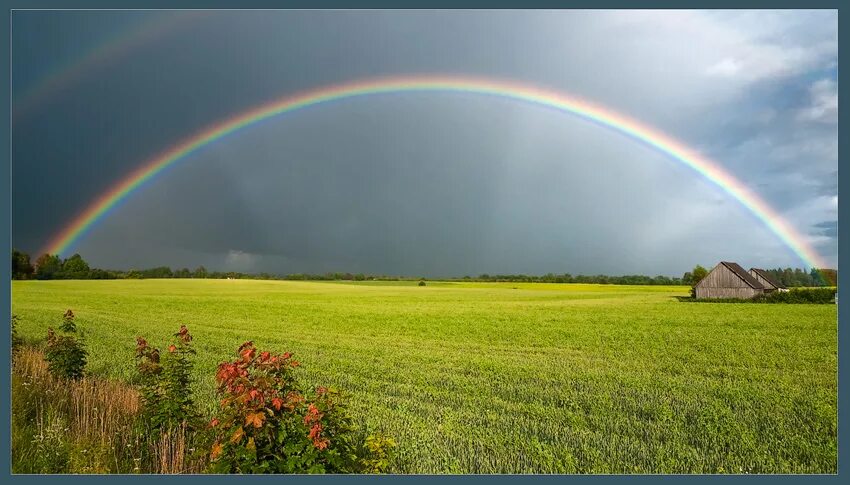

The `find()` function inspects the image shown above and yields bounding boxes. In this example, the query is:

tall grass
[11,346,207,474]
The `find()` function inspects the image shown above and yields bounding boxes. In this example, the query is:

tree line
[11,250,837,287]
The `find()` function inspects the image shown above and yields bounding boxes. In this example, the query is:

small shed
[694,262,765,299]
[748,268,786,293]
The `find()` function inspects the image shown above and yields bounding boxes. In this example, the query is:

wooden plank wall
[697,264,749,288]
[750,272,777,290]
[695,287,761,299]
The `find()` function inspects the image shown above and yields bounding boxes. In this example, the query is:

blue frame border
[1,1,843,483]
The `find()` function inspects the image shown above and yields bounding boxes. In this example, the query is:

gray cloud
[12,10,838,275]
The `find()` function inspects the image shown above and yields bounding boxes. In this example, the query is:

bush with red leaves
[207,341,393,474]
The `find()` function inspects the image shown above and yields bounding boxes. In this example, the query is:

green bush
[754,287,836,304]
[59,309,77,332]
[12,314,23,350]
[135,325,200,432]
[44,310,87,380]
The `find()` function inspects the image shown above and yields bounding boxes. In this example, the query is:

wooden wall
[697,264,747,289]
[695,286,761,299]
[695,263,763,299]
[750,271,778,291]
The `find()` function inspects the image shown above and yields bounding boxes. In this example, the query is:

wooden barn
[748,268,787,293]
[694,262,765,300]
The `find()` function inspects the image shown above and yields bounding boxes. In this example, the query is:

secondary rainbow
[41,75,828,269]
[15,11,201,117]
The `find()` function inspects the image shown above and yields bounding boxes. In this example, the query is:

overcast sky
[12,10,837,277]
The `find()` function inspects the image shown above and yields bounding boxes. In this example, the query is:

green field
[11,279,837,473]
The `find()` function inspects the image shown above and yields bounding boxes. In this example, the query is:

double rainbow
[40,75,827,269]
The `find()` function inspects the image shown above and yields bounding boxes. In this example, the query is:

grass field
[12,279,837,473]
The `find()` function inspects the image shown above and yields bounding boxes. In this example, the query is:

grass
[12,279,837,473]
[11,346,207,474]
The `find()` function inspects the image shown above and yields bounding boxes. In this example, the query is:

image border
[1,1,844,482]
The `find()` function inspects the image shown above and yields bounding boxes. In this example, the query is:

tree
[194,266,208,278]
[691,265,708,285]
[34,254,62,280]
[61,253,91,279]
[11,249,34,280]
[816,268,838,287]
[682,271,694,285]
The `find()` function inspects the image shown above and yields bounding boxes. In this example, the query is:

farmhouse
[694,262,765,300]
[748,268,787,293]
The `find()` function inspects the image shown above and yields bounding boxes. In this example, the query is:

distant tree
[817,268,838,287]
[88,268,116,279]
[174,267,191,278]
[34,253,62,280]
[682,271,694,285]
[11,249,34,280]
[61,253,91,279]
[691,265,708,285]
[193,266,208,278]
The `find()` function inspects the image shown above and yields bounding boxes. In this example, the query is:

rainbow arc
[40,76,827,270]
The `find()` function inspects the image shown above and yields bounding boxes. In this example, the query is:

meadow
[11,279,837,473]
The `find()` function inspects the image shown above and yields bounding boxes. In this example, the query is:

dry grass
[12,347,207,474]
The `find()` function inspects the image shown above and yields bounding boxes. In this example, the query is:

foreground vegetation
[681,287,837,304]
[13,314,393,474]
[12,279,837,473]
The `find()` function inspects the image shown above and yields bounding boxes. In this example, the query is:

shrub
[207,341,394,473]
[12,314,23,350]
[60,309,77,332]
[418,280,426,287]
[360,434,396,473]
[44,310,87,380]
[681,287,837,304]
[135,325,200,432]
[754,287,837,304]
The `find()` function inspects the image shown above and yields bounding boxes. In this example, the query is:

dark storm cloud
[12,10,838,275]
[814,221,838,239]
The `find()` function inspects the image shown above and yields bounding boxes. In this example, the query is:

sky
[11,10,838,277]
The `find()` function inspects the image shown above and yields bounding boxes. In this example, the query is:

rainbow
[14,11,200,117]
[40,75,828,269]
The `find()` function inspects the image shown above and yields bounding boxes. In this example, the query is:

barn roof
[750,268,786,289]
[720,261,765,289]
